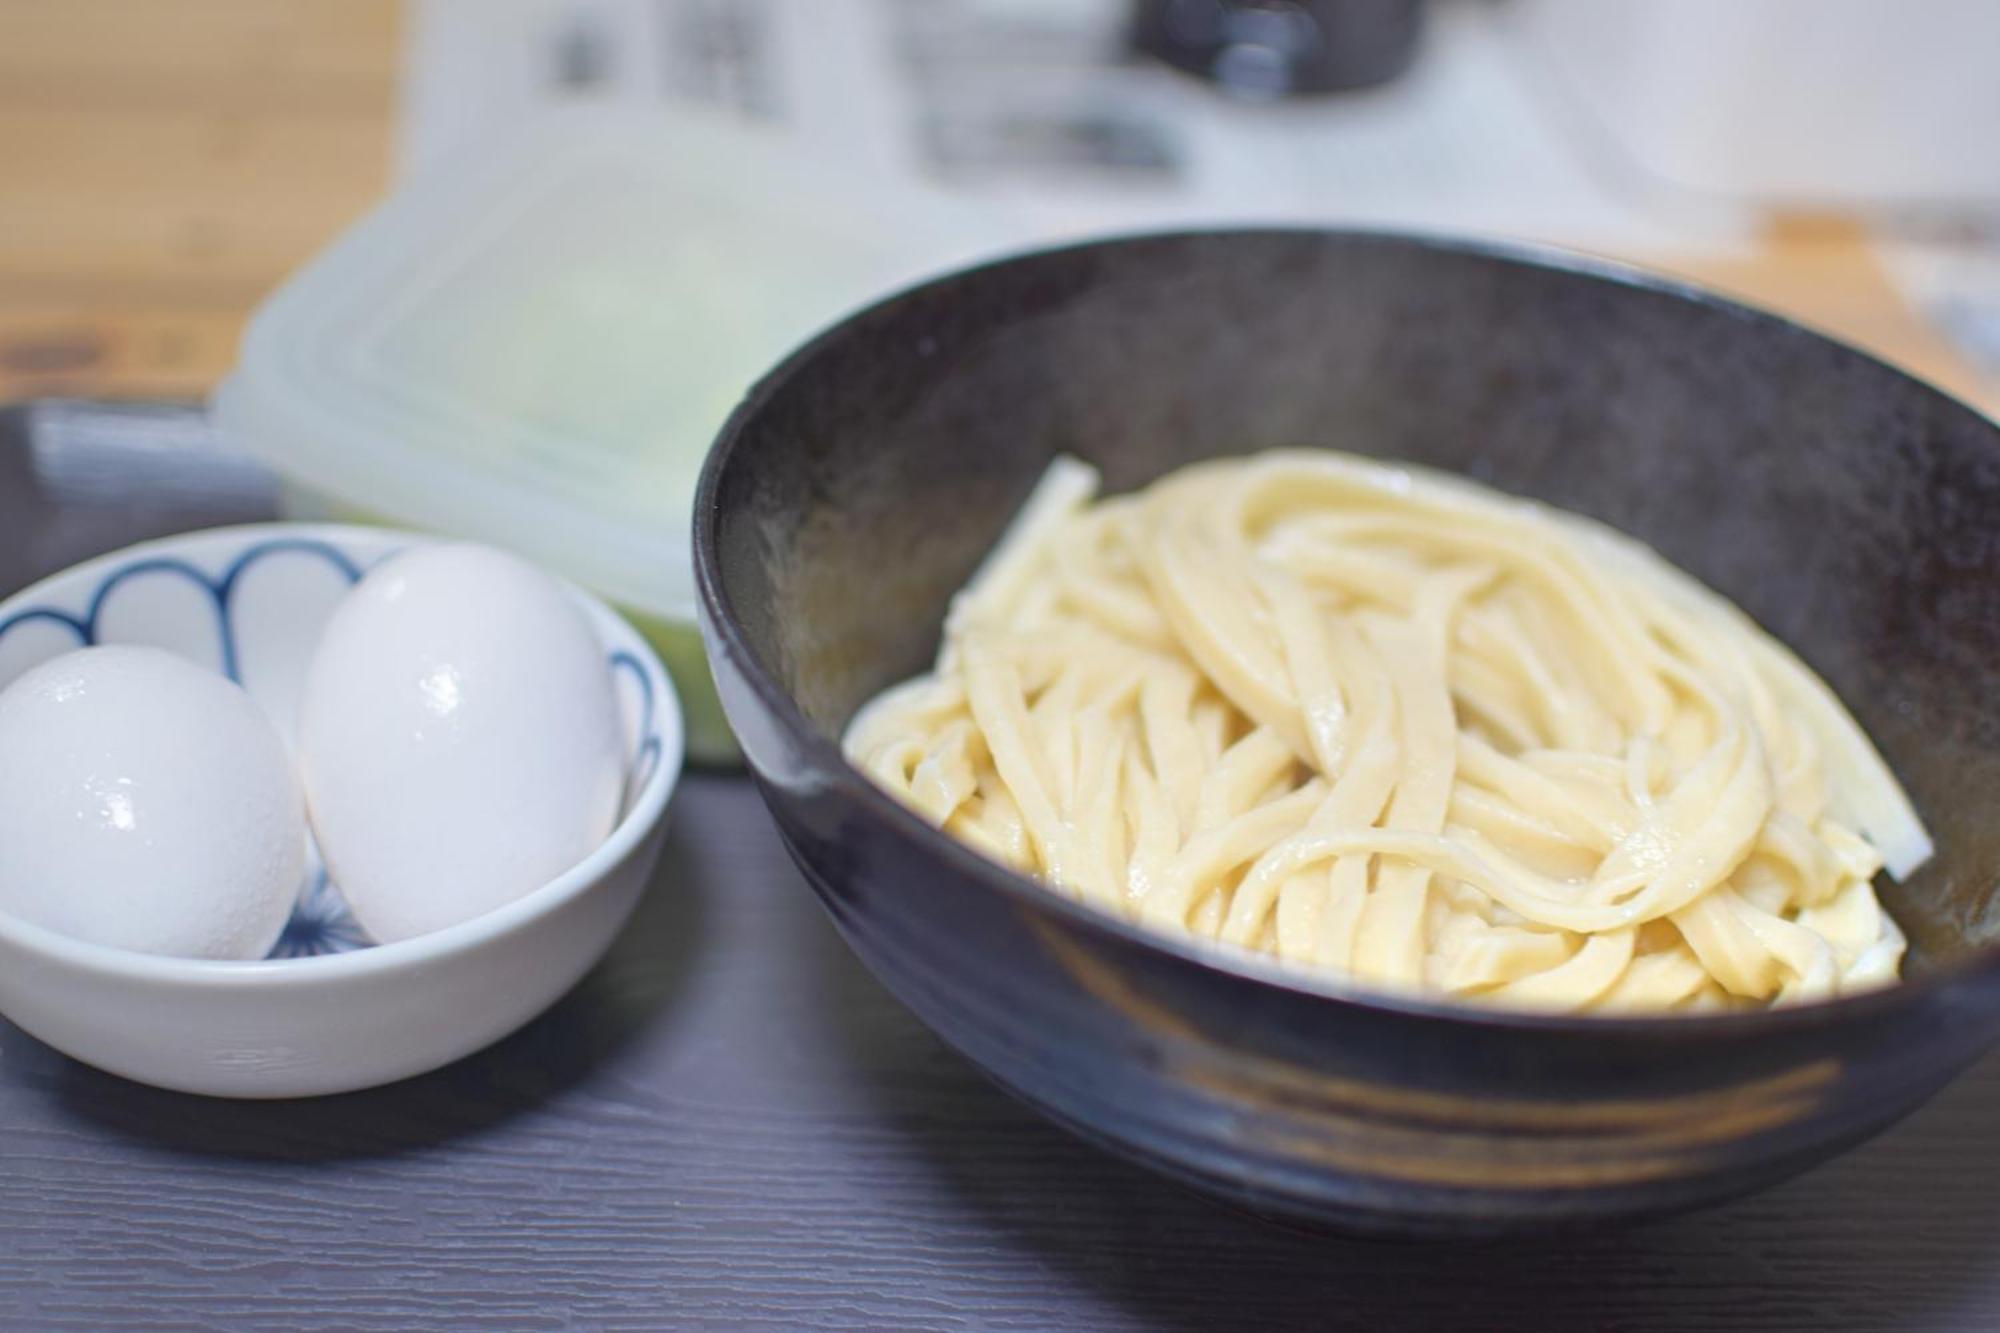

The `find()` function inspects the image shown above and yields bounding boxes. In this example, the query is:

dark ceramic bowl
[694,230,2000,1236]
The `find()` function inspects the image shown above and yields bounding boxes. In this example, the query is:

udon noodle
[844,451,1928,1012]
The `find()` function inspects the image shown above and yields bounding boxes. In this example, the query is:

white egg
[0,645,305,960]
[298,543,624,944]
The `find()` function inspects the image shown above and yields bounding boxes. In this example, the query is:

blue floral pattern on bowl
[267,868,373,959]
[0,535,665,960]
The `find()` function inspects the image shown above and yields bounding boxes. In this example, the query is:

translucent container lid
[214,107,1009,625]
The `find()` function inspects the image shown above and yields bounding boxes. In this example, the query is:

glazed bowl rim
[0,520,686,990]
[693,223,2000,1038]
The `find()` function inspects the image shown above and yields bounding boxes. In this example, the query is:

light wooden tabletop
[0,0,396,402]
[1,0,1993,418]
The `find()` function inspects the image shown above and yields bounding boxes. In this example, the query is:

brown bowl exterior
[695,229,2000,1235]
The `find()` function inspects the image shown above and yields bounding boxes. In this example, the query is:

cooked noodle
[844,451,1927,1012]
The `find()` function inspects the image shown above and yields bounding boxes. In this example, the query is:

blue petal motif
[267,868,373,958]
[0,538,365,683]
[610,649,662,808]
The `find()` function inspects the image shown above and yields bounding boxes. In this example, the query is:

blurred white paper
[404,0,1751,258]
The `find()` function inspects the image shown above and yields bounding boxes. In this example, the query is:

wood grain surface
[2,0,1996,420]
[0,0,395,402]
[5,767,2000,1331]
[1665,219,2000,419]
[1,407,1998,1329]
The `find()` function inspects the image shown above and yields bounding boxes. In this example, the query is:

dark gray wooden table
[4,403,1999,1331]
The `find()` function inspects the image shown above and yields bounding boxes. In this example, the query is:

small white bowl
[0,523,683,1098]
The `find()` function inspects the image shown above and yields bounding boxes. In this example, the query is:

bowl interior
[0,524,672,960]
[705,230,2000,981]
